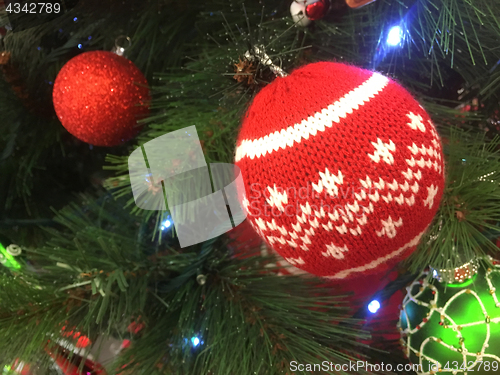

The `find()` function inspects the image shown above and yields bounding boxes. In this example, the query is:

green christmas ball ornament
[399,258,500,374]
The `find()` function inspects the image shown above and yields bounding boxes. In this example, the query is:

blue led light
[73,17,78,22]
[387,26,403,46]
[191,336,200,347]
[161,219,172,230]
[368,300,381,314]
[77,44,82,49]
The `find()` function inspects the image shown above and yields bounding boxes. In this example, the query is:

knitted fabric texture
[234,62,445,279]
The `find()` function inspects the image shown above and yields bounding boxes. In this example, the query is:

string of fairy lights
[399,259,500,374]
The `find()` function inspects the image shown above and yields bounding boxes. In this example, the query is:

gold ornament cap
[430,258,478,284]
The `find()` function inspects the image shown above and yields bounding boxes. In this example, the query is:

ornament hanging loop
[244,45,288,78]
[6,244,22,256]
[111,35,132,57]
[431,257,479,284]
[196,274,207,285]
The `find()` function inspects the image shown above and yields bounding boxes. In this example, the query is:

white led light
[368,300,381,314]
[191,337,200,347]
[387,26,403,47]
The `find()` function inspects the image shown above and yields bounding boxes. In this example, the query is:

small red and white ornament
[44,341,107,375]
[290,0,330,27]
[235,62,445,279]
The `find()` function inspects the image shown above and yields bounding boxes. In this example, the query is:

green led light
[0,244,21,270]
[446,274,477,288]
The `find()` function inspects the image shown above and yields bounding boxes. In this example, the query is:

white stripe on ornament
[234,73,390,162]
[326,227,428,280]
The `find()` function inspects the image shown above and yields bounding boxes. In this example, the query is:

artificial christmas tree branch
[0,197,377,374]
[1,0,500,373]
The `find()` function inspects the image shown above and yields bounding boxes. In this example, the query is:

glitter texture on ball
[53,51,150,147]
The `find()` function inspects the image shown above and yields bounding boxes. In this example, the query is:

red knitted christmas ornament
[235,62,445,279]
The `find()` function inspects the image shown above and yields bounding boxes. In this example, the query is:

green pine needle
[406,128,500,272]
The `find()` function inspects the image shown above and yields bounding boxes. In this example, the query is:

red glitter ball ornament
[53,51,150,147]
